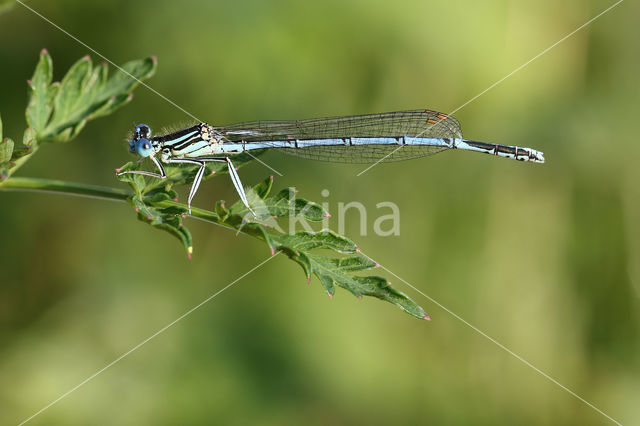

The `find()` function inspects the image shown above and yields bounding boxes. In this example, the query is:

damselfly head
[130,124,154,157]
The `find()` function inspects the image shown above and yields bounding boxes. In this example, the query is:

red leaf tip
[424,315,431,321]
[327,292,333,299]
[41,48,48,54]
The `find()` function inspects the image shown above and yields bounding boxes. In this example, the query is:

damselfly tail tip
[527,149,545,164]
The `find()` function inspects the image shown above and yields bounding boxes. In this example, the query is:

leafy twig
[0,51,429,319]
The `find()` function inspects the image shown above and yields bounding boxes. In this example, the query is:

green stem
[153,199,222,223]
[0,176,130,201]
[0,176,228,227]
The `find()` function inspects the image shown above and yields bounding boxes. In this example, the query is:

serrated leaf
[89,93,133,120]
[275,230,357,253]
[3,51,155,177]
[118,167,428,317]
[101,56,156,99]
[127,192,192,256]
[265,229,426,318]
[49,56,92,127]
[25,49,54,132]
[38,55,157,142]
[307,250,426,318]
[226,180,326,222]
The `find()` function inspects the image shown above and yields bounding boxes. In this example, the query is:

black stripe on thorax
[154,124,202,147]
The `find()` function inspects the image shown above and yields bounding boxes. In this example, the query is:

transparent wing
[216,109,461,163]
[267,144,448,163]
[219,109,461,140]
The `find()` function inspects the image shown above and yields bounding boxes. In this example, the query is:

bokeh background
[1,0,639,424]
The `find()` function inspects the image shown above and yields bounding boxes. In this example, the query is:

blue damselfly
[117,109,545,215]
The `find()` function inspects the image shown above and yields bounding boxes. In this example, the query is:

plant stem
[0,176,130,201]
[0,176,226,226]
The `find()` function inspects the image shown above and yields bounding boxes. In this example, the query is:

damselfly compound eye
[134,124,151,140]
[135,138,153,157]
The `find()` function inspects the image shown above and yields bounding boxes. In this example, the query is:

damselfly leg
[117,154,256,217]
[116,155,166,179]
[195,157,256,218]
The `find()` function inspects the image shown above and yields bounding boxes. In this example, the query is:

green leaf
[25,49,54,132]
[101,56,157,100]
[116,168,427,318]
[0,138,15,164]
[49,56,92,128]
[130,192,193,257]
[39,56,156,142]
[3,51,155,177]
[273,232,426,318]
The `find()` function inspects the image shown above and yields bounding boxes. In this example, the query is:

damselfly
[117,109,545,215]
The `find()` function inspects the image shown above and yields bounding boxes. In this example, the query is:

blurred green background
[1,0,639,424]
